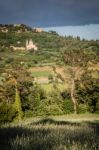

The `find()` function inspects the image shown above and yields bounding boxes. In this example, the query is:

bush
[48,74,53,81]
[24,110,34,118]
[0,103,17,123]
[62,99,74,114]
[78,104,89,114]
[5,57,14,64]
[61,90,70,99]
[96,100,99,114]
[36,98,64,116]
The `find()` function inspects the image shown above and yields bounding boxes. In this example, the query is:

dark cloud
[0,0,99,27]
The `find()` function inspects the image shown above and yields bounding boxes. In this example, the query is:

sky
[0,0,99,39]
[44,24,99,40]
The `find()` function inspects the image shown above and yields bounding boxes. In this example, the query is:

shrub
[36,98,64,116]
[5,58,14,64]
[61,90,71,99]
[24,110,33,118]
[0,103,17,123]
[48,74,53,81]
[62,99,74,114]
[78,104,89,114]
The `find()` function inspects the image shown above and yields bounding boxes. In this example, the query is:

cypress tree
[14,88,23,121]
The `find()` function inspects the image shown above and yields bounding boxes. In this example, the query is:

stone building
[10,45,25,51]
[34,28,43,33]
[26,39,38,51]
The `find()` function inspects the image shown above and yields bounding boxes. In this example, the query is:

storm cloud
[0,0,99,27]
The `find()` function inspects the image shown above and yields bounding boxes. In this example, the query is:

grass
[31,71,53,77]
[40,83,53,92]
[40,83,67,92]
[0,114,99,150]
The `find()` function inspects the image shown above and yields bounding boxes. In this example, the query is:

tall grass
[0,116,99,150]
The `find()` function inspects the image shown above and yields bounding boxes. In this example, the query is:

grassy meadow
[0,114,99,150]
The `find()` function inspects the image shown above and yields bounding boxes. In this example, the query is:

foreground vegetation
[0,115,99,150]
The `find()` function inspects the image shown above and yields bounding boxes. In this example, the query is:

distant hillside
[0,24,99,69]
[0,24,32,33]
[0,24,99,119]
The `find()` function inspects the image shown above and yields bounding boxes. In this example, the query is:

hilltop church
[26,39,38,51]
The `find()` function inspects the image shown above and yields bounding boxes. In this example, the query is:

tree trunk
[70,79,77,114]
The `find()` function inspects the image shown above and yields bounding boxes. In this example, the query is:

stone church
[26,39,38,51]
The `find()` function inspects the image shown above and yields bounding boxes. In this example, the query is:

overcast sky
[0,0,99,27]
[0,0,99,39]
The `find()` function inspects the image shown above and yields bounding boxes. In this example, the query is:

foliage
[28,84,46,111]
[0,80,15,103]
[78,104,89,113]
[49,30,59,35]
[62,99,74,114]
[13,88,23,121]
[48,74,53,81]
[61,89,71,99]
[37,99,64,116]
[76,71,99,113]
[62,48,98,67]
[61,89,74,114]
[40,90,63,115]
[0,103,17,123]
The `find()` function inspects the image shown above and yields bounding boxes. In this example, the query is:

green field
[0,114,99,150]
[31,71,53,77]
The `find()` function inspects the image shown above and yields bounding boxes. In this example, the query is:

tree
[14,88,23,121]
[28,84,45,111]
[49,30,58,35]
[61,48,98,114]
[67,67,82,114]
[61,50,83,113]
[4,67,34,111]
[76,71,99,113]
